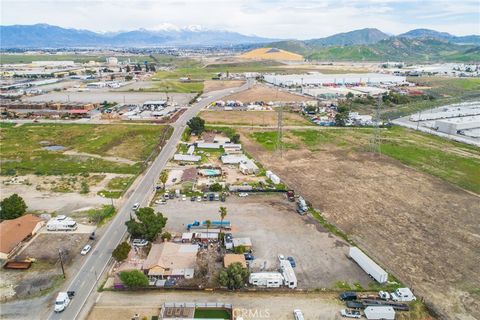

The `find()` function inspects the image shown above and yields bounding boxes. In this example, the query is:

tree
[150,65,156,72]
[230,133,240,144]
[209,183,222,192]
[125,75,133,81]
[112,241,131,262]
[161,231,172,241]
[205,219,212,239]
[126,65,131,73]
[125,207,167,241]
[219,206,227,227]
[334,105,350,127]
[234,245,246,254]
[0,194,27,220]
[218,262,249,290]
[119,270,149,288]
[187,117,205,135]
[159,171,169,190]
[346,92,354,99]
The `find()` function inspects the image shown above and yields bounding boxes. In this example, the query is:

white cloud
[1,0,478,38]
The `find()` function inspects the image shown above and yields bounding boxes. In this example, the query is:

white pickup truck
[54,291,74,312]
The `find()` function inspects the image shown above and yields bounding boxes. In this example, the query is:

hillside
[240,47,304,61]
[306,38,480,62]
[307,28,389,46]
[400,28,480,45]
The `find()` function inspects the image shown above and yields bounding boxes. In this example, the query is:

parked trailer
[349,247,388,283]
[47,216,77,231]
[364,306,395,320]
[362,300,410,311]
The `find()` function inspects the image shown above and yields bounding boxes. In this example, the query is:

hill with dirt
[240,47,304,61]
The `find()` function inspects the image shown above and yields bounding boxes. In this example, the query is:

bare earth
[203,80,246,93]
[199,110,311,126]
[240,129,480,320]
[223,84,311,103]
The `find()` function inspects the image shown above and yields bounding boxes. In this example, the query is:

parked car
[191,196,196,202]
[379,291,391,300]
[80,244,92,255]
[89,232,96,240]
[287,256,296,268]
[209,193,214,201]
[239,192,248,197]
[293,309,305,320]
[181,195,187,201]
[339,292,357,301]
[244,253,255,261]
[132,239,148,247]
[196,196,202,202]
[132,203,140,211]
[203,194,208,201]
[172,178,177,183]
[340,309,361,318]
[156,199,167,205]
[168,193,174,199]
[163,194,170,200]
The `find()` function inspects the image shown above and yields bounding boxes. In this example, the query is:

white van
[293,309,304,320]
[54,292,70,312]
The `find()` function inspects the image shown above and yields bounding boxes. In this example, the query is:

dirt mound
[240,47,303,61]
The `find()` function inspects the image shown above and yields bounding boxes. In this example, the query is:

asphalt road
[47,80,252,320]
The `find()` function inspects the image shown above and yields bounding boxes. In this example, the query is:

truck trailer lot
[155,193,371,289]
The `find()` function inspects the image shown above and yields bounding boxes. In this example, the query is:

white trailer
[391,287,416,302]
[349,247,388,283]
[249,272,284,288]
[280,259,297,289]
[47,216,77,231]
[364,306,395,320]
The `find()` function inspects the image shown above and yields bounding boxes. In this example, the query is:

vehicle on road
[54,291,74,312]
[132,239,148,247]
[293,309,305,320]
[80,244,92,255]
[287,256,296,268]
[239,192,248,197]
[340,309,361,318]
[132,203,140,211]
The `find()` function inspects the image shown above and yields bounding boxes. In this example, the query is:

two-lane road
[48,80,252,320]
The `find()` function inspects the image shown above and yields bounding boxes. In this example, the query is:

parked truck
[349,247,388,284]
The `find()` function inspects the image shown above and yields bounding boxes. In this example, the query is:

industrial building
[264,73,406,87]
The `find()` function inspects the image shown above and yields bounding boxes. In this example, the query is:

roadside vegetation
[250,127,480,193]
[0,123,171,175]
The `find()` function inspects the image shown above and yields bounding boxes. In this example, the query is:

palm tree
[205,219,212,242]
[219,206,227,229]
[159,170,168,190]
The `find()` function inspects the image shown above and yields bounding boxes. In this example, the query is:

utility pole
[58,249,66,279]
[370,95,382,154]
[277,106,284,158]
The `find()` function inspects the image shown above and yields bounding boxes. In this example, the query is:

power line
[370,95,383,154]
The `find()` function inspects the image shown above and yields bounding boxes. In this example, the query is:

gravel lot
[155,193,370,289]
[87,290,344,320]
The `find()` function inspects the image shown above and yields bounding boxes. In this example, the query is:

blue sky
[1,0,479,39]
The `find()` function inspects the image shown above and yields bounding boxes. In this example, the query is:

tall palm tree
[219,206,227,229]
[159,170,168,190]
[205,219,212,242]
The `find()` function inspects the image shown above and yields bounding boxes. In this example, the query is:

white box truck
[364,306,395,320]
[349,247,388,283]
[54,291,74,312]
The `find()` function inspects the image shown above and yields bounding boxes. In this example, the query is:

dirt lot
[223,84,311,103]
[240,129,480,320]
[200,110,311,126]
[204,80,245,93]
[154,194,371,289]
[88,290,344,320]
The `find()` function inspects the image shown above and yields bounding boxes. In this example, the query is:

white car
[132,239,148,247]
[238,192,248,197]
[293,309,305,320]
[340,309,361,318]
[80,245,92,255]
[132,203,140,210]
[155,199,167,205]
[181,195,187,201]
[278,254,285,261]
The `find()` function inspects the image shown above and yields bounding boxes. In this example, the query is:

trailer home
[46,216,77,231]
[364,306,395,320]
[249,272,284,288]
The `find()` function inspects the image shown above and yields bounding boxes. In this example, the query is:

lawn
[193,309,231,319]
[250,126,480,193]
[0,123,171,175]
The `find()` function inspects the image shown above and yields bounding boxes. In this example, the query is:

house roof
[224,254,247,268]
[0,214,43,255]
[181,167,198,182]
[142,242,198,275]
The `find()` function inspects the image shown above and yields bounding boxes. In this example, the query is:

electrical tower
[370,95,382,154]
[277,106,284,158]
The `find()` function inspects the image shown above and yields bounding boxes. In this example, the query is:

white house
[174,154,201,162]
[239,159,259,175]
[221,154,248,165]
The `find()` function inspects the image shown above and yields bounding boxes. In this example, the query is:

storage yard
[222,84,311,103]
[199,110,311,126]
[240,126,480,319]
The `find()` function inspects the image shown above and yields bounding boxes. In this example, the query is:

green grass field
[193,309,231,319]
[0,123,171,175]
[250,127,480,193]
